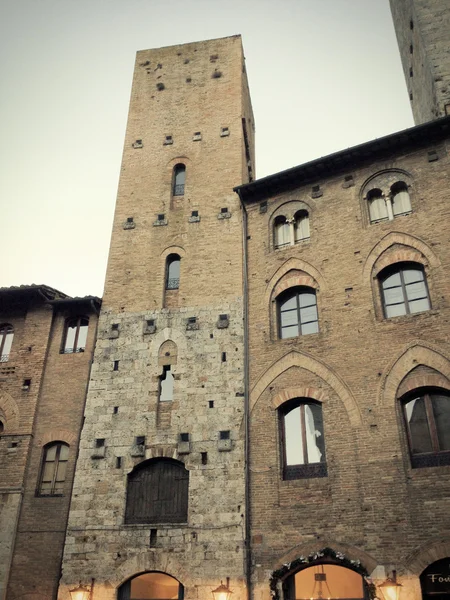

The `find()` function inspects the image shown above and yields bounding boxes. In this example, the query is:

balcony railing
[166,278,180,290]
[0,354,9,363]
[173,184,185,196]
[61,347,86,354]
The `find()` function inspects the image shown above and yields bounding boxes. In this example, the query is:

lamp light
[212,577,233,600]
[69,579,94,600]
[378,570,402,600]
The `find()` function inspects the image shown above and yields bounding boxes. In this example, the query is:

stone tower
[58,36,254,600]
[389,0,450,124]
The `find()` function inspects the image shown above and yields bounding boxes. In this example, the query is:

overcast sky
[0,0,414,298]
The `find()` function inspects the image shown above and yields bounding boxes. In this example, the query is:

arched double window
[172,164,186,196]
[280,399,327,479]
[125,458,189,524]
[0,324,14,362]
[274,211,310,249]
[38,442,69,496]
[402,389,450,468]
[379,262,430,318]
[62,317,89,353]
[118,572,184,600]
[367,180,412,224]
[367,188,387,223]
[294,210,310,242]
[391,181,412,216]
[165,255,181,290]
[277,287,319,338]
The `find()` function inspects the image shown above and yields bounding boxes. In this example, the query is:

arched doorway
[284,563,369,599]
[421,558,450,600]
[118,572,184,600]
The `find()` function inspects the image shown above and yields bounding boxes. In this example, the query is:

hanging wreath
[269,547,377,600]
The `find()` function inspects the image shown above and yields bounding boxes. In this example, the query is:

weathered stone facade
[389,0,450,124]
[236,118,450,600]
[58,36,254,600]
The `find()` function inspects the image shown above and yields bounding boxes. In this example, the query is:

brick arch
[275,539,378,575]
[405,537,450,576]
[272,272,318,300]
[269,200,312,222]
[250,351,362,426]
[166,156,192,170]
[397,365,450,399]
[360,168,413,198]
[0,390,20,432]
[363,232,440,281]
[160,245,186,260]
[379,341,450,407]
[158,340,178,364]
[272,387,327,409]
[264,258,326,310]
[38,429,77,447]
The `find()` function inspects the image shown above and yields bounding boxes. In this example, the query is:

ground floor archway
[421,558,450,600]
[118,571,184,600]
[284,563,369,600]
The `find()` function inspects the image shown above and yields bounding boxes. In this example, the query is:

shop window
[294,210,310,242]
[62,317,89,353]
[280,399,327,479]
[403,390,450,468]
[285,564,365,599]
[0,324,14,362]
[38,442,69,496]
[125,458,189,523]
[173,164,186,196]
[278,287,319,339]
[274,215,290,249]
[368,182,412,224]
[379,263,430,318]
[118,571,184,600]
[166,255,180,290]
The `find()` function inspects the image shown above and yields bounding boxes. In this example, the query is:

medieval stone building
[1,1,450,600]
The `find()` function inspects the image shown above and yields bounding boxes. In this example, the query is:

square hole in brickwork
[158,213,165,221]
[209,401,214,408]
[180,433,190,442]
[127,217,134,223]
[135,436,146,445]
[116,457,122,468]
[220,127,229,137]
[150,529,157,547]
[221,207,228,214]
[22,378,31,391]
[113,360,119,371]
[259,201,267,214]
[201,452,208,465]
[96,438,105,448]
[191,210,199,217]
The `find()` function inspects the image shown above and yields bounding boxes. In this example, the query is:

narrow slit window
[159,365,174,402]
[166,255,181,290]
[173,164,186,196]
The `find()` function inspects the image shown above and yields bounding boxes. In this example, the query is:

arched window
[280,399,327,479]
[0,324,14,362]
[277,287,319,338]
[367,188,388,223]
[62,317,89,353]
[38,442,69,496]
[125,458,189,524]
[284,563,366,599]
[294,210,310,242]
[173,164,186,196]
[379,262,430,318]
[403,390,450,468]
[274,215,290,249]
[166,255,180,290]
[391,181,411,216]
[118,572,184,600]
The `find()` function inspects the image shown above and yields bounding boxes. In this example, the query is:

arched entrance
[284,564,369,599]
[421,558,450,600]
[118,572,184,600]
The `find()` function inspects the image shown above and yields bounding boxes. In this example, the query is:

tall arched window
[280,399,327,479]
[0,324,14,362]
[277,287,319,338]
[379,262,430,318]
[173,164,186,196]
[125,458,189,524]
[166,255,181,290]
[118,572,184,600]
[367,188,388,223]
[38,442,69,496]
[403,390,450,468]
[62,317,89,353]
[274,216,290,249]
[294,210,310,242]
[391,181,412,216]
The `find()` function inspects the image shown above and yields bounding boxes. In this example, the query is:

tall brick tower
[58,36,254,600]
[389,0,450,124]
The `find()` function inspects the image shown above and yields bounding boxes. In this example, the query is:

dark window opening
[62,317,89,354]
[113,406,119,414]
[0,420,4,433]
[221,352,227,362]
[173,164,186,196]
[166,255,181,290]
[22,378,31,390]
[158,213,165,221]
[127,217,134,223]
[150,529,157,547]
[136,436,146,446]
[221,207,228,213]
[220,430,230,440]
[96,438,105,448]
[113,360,119,371]
[180,433,189,442]
[116,456,122,468]
[191,210,198,217]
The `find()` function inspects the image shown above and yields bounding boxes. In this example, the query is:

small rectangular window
[147,319,155,327]
[191,210,199,217]
[116,456,122,468]
[201,452,208,465]
[221,207,228,214]
[95,438,105,448]
[113,406,119,414]
[22,378,31,390]
[259,201,267,214]
[219,314,228,320]
[112,323,119,330]
[150,529,157,546]
[135,436,146,446]
[209,401,214,408]
[220,430,230,440]
[127,217,134,223]
[180,433,190,442]
[113,360,119,371]
[158,214,165,221]
[220,127,229,137]
[221,352,227,362]
[188,317,197,324]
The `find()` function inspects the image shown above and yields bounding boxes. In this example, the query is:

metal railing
[0,354,9,363]
[61,347,86,354]
[173,184,185,196]
[166,278,180,290]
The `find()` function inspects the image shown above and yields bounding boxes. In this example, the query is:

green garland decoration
[269,547,377,600]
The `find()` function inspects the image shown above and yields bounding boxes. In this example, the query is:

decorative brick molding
[272,387,327,409]
[115,554,191,595]
[379,341,450,406]
[272,273,318,300]
[363,231,440,280]
[264,257,326,310]
[397,370,450,399]
[39,429,77,447]
[0,391,20,432]
[372,246,426,278]
[275,539,378,575]
[250,351,362,426]
[405,537,450,575]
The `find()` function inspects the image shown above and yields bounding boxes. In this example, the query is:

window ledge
[378,308,439,325]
